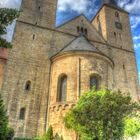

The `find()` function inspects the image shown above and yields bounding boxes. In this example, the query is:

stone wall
[19,0,57,29]
[1,2,140,138]
[1,21,74,137]
[92,4,139,100]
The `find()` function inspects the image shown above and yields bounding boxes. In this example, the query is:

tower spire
[102,0,117,6]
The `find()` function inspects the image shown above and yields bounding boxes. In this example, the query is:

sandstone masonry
[1,0,140,139]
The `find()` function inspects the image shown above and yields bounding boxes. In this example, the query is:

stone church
[0,0,139,139]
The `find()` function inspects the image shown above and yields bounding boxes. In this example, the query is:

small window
[81,27,84,33]
[114,32,117,38]
[25,81,31,91]
[77,26,80,33]
[19,108,26,120]
[84,29,87,35]
[57,74,67,102]
[115,22,122,30]
[115,11,119,18]
[33,34,35,40]
[90,75,99,90]
[123,64,125,70]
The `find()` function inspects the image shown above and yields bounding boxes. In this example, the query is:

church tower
[2,0,58,138]
[19,0,57,28]
[92,0,139,100]
[92,0,134,51]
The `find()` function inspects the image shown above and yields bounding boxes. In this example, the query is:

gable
[57,15,106,43]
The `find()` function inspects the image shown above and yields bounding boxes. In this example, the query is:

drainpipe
[44,60,52,132]
[77,58,81,99]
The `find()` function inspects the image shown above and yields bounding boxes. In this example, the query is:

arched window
[19,108,26,120]
[25,81,31,91]
[81,27,84,33]
[77,26,80,33]
[115,11,119,18]
[57,75,67,102]
[90,75,99,90]
[84,28,87,35]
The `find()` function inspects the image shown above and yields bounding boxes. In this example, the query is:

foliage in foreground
[64,89,140,140]
[0,94,14,140]
[0,8,19,48]
[14,126,63,140]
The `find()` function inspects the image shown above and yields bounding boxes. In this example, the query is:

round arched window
[25,80,31,91]
[115,11,119,18]
[90,75,100,90]
[57,74,67,102]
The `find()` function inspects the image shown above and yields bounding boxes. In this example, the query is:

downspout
[77,58,81,99]
[44,60,52,132]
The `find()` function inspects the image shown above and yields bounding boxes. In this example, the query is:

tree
[0,94,14,140]
[0,8,19,48]
[43,126,54,140]
[64,89,140,140]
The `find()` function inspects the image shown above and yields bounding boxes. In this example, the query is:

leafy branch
[0,8,19,48]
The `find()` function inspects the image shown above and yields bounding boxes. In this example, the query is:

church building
[0,0,139,139]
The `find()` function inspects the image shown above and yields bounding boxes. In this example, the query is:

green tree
[43,126,54,140]
[124,117,140,138]
[64,89,140,140]
[0,94,14,140]
[0,8,19,48]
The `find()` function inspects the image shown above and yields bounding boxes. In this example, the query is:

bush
[64,89,140,140]
[6,128,15,140]
[14,138,34,140]
[0,94,15,140]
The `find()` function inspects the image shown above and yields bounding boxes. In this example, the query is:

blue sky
[0,0,140,83]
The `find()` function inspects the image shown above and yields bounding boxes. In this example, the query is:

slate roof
[57,35,100,55]
[51,35,114,67]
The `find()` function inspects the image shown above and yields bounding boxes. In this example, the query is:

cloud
[138,72,140,82]
[130,16,140,28]
[0,0,21,8]
[117,0,140,29]
[58,0,97,15]
[133,35,140,40]
[117,0,140,14]
[134,43,140,50]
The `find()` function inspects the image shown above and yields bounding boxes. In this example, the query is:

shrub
[64,89,140,140]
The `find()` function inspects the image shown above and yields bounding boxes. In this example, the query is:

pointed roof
[56,35,100,55]
[102,0,117,6]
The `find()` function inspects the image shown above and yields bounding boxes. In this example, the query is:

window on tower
[57,74,67,102]
[76,26,88,35]
[19,108,26,120]
[25,80,31,91]
[115,11,119,18]
[114,32,117,38]
[84,28,87,35]
[115,22,122,30]
[77,26,80,33]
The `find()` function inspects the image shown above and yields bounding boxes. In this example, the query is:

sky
[0,0,140,83]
